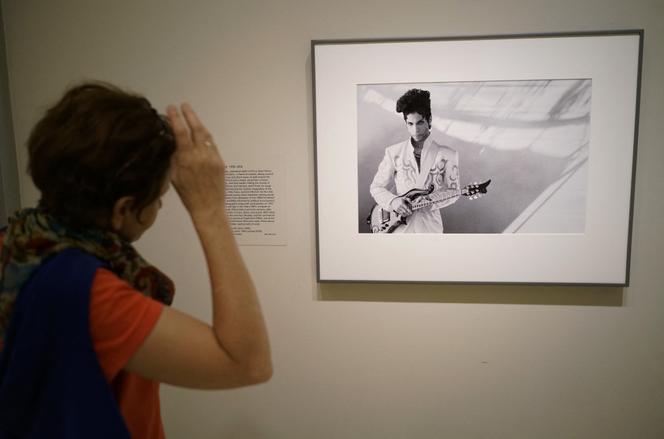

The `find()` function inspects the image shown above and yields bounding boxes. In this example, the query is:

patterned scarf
[0,208,174,351]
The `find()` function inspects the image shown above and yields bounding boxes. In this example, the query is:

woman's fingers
[165,102,226,215]
[166,103,214,150]
[181,103,213,145]
[166,105,193,149]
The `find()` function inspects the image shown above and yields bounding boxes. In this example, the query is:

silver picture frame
[312,30,643,285]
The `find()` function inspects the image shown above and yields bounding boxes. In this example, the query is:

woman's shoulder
[90,267,164,382]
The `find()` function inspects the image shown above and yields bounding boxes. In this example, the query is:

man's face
[405,112,430,142]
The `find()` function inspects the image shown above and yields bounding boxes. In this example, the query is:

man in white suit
[370,88,459,233]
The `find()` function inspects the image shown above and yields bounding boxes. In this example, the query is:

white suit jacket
[369,136,459,233]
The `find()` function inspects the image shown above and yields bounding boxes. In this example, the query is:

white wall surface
[3,0,664,438]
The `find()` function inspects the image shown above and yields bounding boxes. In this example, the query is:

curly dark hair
[27,82,176,228]
[396,88,432,124]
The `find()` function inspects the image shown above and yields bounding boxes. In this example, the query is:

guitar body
[367,180,491,233]
[368,185,434,233]
[368,205,406,233]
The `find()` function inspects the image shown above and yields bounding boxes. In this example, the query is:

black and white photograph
[313,31,641,283]
[358,79,591,234]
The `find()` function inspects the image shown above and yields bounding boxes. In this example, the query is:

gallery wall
[0,5,19,227]
[2,0,664,438]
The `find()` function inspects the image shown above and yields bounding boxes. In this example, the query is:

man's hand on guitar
[390,197,413,217]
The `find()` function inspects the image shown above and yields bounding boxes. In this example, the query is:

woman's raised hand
[166,103,226,218]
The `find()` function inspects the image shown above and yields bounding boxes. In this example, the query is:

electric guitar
[367,180,491,233]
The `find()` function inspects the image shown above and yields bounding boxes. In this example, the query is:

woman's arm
[124,104,272,389]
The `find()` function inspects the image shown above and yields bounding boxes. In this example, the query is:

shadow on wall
[357,80,591,234]
[318,281,624,307]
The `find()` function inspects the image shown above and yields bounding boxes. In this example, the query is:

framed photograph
[312,30,643,285]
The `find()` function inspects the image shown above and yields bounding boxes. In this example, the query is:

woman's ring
[204,141,214,148]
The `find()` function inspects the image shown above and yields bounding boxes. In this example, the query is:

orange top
[90,268,165,439]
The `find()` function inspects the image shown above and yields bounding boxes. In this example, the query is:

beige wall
[0,3,19,226]
[3,0,664,437]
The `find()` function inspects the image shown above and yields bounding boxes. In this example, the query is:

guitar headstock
[462,179,491,200]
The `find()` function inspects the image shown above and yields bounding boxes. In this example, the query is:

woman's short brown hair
[27,82,176,228]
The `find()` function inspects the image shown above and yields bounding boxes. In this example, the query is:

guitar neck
[410,188,463,211]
